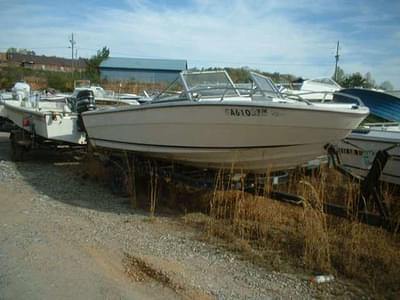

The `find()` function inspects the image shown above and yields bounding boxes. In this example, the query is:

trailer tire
[10,133,25,162]
[107,160,129,197]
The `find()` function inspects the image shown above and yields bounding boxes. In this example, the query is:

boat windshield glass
[153,77,186,102]
[250,72,282,99]
[154,71,240,102]
[183,71,239,98]
[308,78,341,88]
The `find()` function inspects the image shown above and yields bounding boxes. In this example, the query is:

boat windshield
[307,78,341,89]
[250,72,283,99]
[153,77,186,102]
[154,71,284,103]
[183,71,239,98]
[154,71,240,102]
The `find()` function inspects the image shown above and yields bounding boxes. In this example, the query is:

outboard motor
[12,82,31,105]
[73,89,96,132]
[75,89,96,113]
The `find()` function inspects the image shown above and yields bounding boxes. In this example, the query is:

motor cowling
[73,89,96,132]
[75,90,96,113]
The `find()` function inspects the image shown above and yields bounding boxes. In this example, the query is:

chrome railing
[282,90,364,107]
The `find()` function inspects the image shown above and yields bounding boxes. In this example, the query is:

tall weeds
[102,81,166,95]
[204,167,400,297]
[125,153,137,208]
[300,179,331,272]
[148,160,159,218]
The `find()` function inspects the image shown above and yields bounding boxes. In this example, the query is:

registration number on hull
[225,108,281,117]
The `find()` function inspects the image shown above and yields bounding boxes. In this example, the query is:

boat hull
[91,138,330,171]
[83,102,368,172]
[4,101,86,144]
[337,129,400,185]
[0,105,6,119]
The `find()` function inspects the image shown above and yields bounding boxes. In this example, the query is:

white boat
[0,97,6,119]
[4,101,86,145]
[81,71,369,172]
[58,84,145,106]
[1,80,146,144]
[281,78,341,102]
[337,123,400,185]
[3,86,87,144]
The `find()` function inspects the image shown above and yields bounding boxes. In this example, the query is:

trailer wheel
[10,133,25,162]
[109,162,129,197]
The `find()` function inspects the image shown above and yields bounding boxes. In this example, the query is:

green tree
[6,47,35,55]
[85,46,110,83]
[364,72,376,88]
[6,47,18,53]
[334,67,382,89]
[341,72,367,88]
[379,81,394,91]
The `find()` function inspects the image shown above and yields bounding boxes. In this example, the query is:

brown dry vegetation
[2,68,164,94]
[83,155,400,299]
[101,81,166,95]
[196,168,400,299]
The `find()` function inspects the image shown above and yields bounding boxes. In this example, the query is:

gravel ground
[0,132,368,300]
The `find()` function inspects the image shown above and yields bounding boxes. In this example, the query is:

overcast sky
[1,0,399,87]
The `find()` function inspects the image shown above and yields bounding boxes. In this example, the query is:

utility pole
[75,49,81,78]
[334,40,340,81]
[69,33,76,71]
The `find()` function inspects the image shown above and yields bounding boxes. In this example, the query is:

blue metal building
[99,57,187,83]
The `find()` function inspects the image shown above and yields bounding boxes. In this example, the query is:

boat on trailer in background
[280,77,341,102]
[278,77,400,185]
[82,70,369,173]
[4,98,87,144]
[1,84,99,160]
[57,80,148,106]
[334,88,400,186]
[337,123,400,186]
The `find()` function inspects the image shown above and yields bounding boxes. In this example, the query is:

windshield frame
[250,72,283,99]
[153,70,242,103]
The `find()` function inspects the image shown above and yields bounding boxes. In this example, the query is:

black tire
[109,164,129,197]
[10,134,25,162]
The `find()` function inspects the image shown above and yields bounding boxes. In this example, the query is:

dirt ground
[0,132,368,300]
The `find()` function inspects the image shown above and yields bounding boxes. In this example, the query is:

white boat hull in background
[337,128,400,185]
[0,104,6,118]
[83,102,368,172]
[4,100,86,145]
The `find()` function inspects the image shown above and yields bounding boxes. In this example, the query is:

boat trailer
[9,127,85,161]
[325,143,396,231]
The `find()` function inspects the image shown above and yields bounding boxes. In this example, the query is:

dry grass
[199,167,400,298]
[23,76,165,94]
[25,76,48,90]
[82,154,161,217]
[102,81,166,95]
[147,160,159,218]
